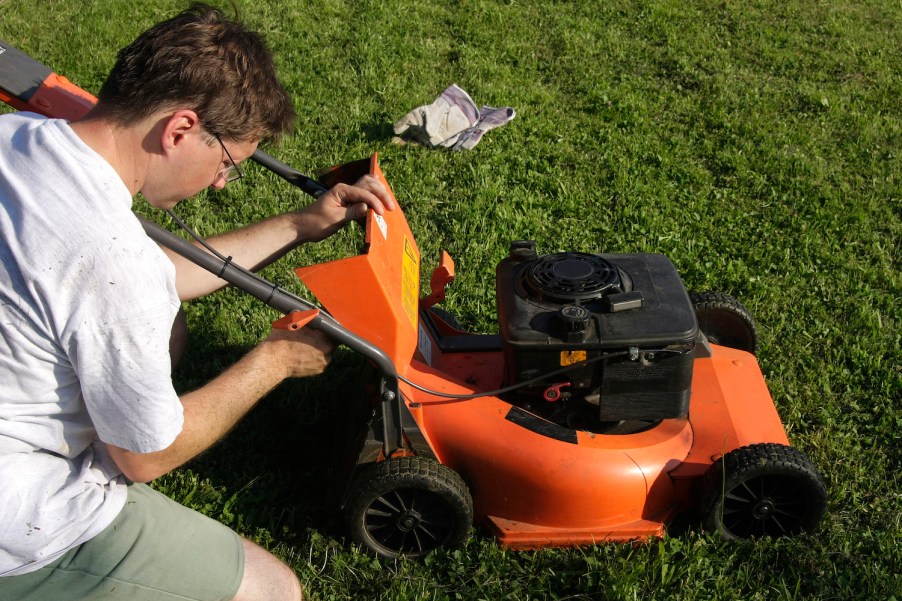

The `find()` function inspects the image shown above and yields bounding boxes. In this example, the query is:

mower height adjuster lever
[543,382,571,402]
[271,308,321,331]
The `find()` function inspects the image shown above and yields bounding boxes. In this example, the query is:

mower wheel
[690,291,759,355]
[344,457,473,559]
[702,443,827,540]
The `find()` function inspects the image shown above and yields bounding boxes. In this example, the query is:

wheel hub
[753,498,776,519]
[397,511,420,532]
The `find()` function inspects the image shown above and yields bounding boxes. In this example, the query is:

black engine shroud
[496,241,698,423]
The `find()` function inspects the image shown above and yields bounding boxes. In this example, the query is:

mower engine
[496,241,698,433]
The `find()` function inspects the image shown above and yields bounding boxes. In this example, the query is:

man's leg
[233,539,303,601]
[0,483,304,601]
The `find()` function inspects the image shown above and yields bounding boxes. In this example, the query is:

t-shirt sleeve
[63,237,184,454]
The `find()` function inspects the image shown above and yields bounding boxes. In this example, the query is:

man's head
[96,2,294,143]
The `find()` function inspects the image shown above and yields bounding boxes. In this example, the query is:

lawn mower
[0,39,828,558]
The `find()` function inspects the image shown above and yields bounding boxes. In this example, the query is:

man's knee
[232,538,303,601]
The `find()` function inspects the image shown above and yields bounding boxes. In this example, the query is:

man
[0,4,392,600]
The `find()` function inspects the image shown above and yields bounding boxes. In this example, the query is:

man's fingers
[327,184,383,215]
[300,175,396,242]
[346,175,395,212]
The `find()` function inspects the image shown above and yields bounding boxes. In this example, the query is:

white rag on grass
[393,84,515,150]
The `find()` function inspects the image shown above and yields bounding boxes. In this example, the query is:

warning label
[401,237,420,330]
[560,350,587,366]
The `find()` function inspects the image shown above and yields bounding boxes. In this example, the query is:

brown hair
[96,2,295,142]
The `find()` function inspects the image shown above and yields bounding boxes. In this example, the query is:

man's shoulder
[0,111,46,124]
[0,111,48,134]
[0,113,101,167]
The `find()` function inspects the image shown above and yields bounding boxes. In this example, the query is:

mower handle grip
[251,149,329,198]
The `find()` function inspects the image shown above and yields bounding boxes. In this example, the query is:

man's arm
[162,175,395,301]
[106,327,332,483]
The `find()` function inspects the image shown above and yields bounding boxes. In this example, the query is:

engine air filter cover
[525,252,628,302]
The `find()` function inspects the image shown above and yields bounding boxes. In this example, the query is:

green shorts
[0,483,244,601]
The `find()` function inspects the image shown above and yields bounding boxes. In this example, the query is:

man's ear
[160,109,203,154]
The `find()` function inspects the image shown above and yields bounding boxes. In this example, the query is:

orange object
[420,251,455,310]
[271,308,321,331]
[296,156,421,369]
[2,73,96,121]
[0,40,97,120]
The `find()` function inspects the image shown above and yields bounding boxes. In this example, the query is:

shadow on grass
[359,119,395,144]
[172,340,375,544]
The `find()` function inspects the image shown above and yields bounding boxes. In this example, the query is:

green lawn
[1,0,899,599]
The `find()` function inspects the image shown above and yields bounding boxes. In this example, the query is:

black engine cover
[496,242,698,421]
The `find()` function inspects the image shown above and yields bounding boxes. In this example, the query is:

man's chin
[141,194,182,211]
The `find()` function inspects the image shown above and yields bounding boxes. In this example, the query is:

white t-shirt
[0,113,184,576]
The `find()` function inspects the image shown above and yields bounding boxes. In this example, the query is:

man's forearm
[161,211,309,301]
[160,174,394,301]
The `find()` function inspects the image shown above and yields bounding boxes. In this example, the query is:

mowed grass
[1,0,899,599]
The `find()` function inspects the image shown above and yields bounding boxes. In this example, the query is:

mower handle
[251,149,329,198]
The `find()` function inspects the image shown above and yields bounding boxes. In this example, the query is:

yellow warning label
[401,237,420,330]
[560,350,587,366]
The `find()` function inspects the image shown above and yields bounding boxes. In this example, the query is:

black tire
[690,291,759,355]
[702,443,827,540]
[344,457,473,559]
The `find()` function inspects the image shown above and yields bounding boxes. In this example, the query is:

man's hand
[263,326,335,379]
[299,174,395,243]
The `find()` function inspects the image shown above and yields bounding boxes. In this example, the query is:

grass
[2,0,900,599]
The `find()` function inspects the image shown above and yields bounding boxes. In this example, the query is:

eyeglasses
[213,134,244,183]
